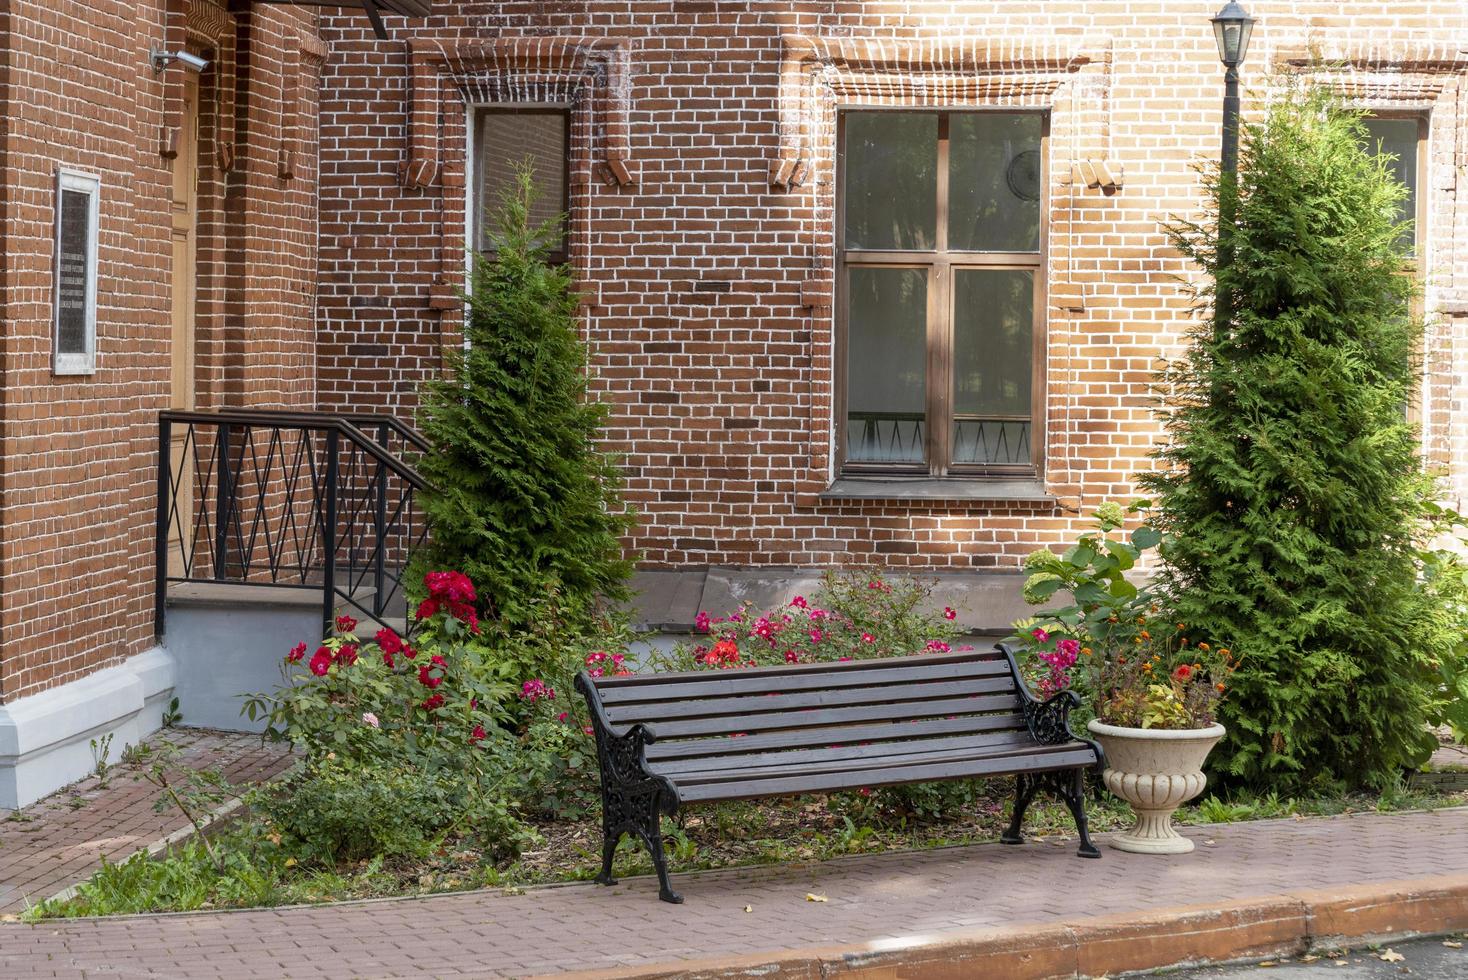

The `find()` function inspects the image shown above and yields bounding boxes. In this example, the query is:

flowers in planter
[1025,619,1236,730]
[1013,502,1239,731]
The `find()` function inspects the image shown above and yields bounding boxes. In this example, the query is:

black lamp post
[1212,2,1255,178]
[1211,1,1254,337]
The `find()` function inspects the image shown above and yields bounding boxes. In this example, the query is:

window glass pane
[1361,117,1420,254]
[475,111,566,252]
[952,269,1033,465]
[846,267,927,465]
[949,114,1043,252]
[843,113,937,251]
[56,188,91,354]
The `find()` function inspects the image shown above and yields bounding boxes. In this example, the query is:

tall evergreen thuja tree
[415,166,634,633]
[1143,90,1441,789]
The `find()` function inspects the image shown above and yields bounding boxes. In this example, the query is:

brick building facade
[2,0,1467,806]
[0,0,327,805]
[317,1,1468,577]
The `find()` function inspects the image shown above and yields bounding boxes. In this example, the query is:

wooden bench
[575,643,1105,903]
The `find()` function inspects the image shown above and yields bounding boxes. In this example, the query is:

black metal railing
[846,411,1032,466]
[155,409,430,638]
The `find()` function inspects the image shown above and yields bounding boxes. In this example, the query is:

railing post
[155,415,172,639]
[323,426,339,636]
[214,422,232,581]
[373,422,389,617]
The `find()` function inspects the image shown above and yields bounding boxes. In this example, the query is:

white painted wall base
[0,647,176,810]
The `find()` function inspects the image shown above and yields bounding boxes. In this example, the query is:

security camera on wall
[150,49,209,74]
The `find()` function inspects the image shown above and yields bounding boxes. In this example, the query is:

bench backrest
[585,649,1029,767]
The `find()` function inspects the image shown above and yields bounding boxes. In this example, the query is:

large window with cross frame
[837,110,1047,478]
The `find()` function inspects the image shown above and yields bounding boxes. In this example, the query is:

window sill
[820,476,1055,503]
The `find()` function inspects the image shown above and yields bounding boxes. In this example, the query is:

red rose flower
[376,629,403,656]
[469,724,487,744]
[308,648,332,676]
[335,614,357,634]
[416,598,440,621]
[421,693,445,711]
[333,643,358,667]
[1171,664,1193,682]
[287,642,307,663]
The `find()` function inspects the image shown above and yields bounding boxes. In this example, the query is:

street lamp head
[1211,1,1255,67]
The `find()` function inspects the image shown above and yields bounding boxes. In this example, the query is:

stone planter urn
[1087,719,1226,854]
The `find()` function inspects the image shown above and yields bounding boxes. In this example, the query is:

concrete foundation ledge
[540,873,1468,980]
[0,647,176,809]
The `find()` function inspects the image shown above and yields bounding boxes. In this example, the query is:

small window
[839,111,1046,477]
[1361,115,1426,260]
[472,108,569,261]
[53,169,100,376]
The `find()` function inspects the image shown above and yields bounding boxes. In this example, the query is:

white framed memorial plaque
[53,169,100,375]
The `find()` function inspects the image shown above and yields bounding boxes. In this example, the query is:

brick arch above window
[771,34,1115,192]
[402,36,634,191]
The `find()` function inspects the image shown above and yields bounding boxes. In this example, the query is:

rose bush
[652,569,964,672]
[244,571,514,761]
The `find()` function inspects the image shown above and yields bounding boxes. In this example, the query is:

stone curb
[537,873,1468,980]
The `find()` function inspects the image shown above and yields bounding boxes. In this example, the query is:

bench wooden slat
[674,746,1099,803]
[651,730,1045,774]
[605,676,1016,725]
[597,656,1009,705]
[643,693,1018,740]
[643,712,1027,762]
[660,739,1086,786]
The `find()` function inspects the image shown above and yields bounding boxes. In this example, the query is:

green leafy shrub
[257,755,536,865]
[1144,90,1442,788]
[1413,503,1468,743]
[413,165,634,635]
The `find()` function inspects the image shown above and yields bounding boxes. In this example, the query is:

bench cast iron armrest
[996,642,1106,771]
[574,672,671,790]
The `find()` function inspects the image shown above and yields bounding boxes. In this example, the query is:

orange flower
[1198,642,1211,651]
[1177,623,1187,631]
[1140,630,1151,640]
[1081,647,1092,656]
[1216,682,1226,693]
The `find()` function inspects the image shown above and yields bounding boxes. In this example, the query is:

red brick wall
[0,0,323,702]
[316,2,1468,580]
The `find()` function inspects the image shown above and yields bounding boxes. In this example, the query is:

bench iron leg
[1000,770,1101,858]
[1058,769,1101,859]
[637,806,683,905]
[598,784,683,903]
[1000,773,1037,845]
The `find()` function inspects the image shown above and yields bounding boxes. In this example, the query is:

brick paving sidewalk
[0,729,292,914]
[0,806,1463,979]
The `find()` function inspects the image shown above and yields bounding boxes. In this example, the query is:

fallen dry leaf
[1378,949,1405,963]
[1301,955,1320,963]
[743,905,752,913]
[1334,961,1348,967]
[1258,961,1277,967]
[1444,941,1463,949]
[804,893,828,903]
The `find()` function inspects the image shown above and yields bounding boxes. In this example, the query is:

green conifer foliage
[1143,91,1440,789]
[414,168,634,633]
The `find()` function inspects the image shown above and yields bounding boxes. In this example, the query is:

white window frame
[52,168,101,376]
